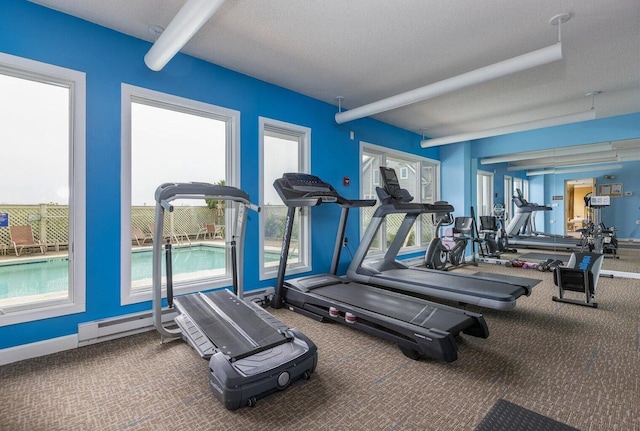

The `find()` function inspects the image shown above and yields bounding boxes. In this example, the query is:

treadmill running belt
[378,268,526,301]
[470,272,540,289]
[309,282,477,336]
[174,291,288,361]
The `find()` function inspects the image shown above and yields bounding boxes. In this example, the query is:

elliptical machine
[425,203,477,270]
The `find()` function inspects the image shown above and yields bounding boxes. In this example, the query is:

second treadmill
[346,167,538,311]
[272,173,489,363]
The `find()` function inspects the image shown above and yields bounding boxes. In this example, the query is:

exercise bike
[477,204,516,257]
[425,204,477,271]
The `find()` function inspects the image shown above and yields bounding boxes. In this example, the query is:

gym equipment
[506,189,579,250]
[346,167,539,311]
[272,172,489,363]
[424,206,478,270]
[477,204,517,257]
[537,258,561,272]
[552,252,604,308]
[579,195,619,258]
[151,182,317,409]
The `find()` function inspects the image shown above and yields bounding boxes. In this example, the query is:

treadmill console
[281,173,334,193]
[275,173,339,205]
[378,167,413,203]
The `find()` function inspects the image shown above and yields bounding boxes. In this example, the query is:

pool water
[131,245,228,282]
[0,258,68,300]
[0,245,282,301]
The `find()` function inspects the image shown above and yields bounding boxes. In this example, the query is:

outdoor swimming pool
[0,245,283,302]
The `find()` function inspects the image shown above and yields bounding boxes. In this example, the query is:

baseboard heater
[78,287,275,347]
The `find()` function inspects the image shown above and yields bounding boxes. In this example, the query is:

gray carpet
[474,399,580,431]
[1,263,639,430]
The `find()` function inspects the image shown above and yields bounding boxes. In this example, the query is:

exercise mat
[474,399,580,431]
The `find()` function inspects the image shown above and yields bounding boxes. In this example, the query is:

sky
[0,72,296,208]
[131,102,227,206]
[1,73,70,205]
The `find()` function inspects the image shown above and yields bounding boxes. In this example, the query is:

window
[259,118,310,280]
[0,53,86,325]
[121,84,239,305]
[477,170,494,217]
[361,143,439,255]
[399,166,409,179]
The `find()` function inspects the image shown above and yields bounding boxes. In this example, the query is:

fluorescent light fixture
[144,0,226,71]
[335,43,562,124]
[507,155,618,171]
[526,163,623,176]
[421,109,595,148]
[480,142,612,164]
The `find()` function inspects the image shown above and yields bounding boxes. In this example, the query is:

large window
[0,53,86,325]
[477,170,494,217]
[121,84,239,305]
[259,118,310,280]
[361,143,439,255]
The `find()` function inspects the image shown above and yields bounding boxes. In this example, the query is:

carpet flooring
[1,262,639,430]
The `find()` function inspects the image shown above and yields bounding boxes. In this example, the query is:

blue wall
[0,0,433,349]
[2,0,639,352]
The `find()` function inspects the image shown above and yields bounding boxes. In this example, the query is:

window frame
[360,142,440,256]
[258,117,311,280]
[0,53,86,326]
[120,84,240,306]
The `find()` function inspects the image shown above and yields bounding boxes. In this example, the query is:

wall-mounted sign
[598,183,623,197]
[0,212,8,227]
[552,195,563,200]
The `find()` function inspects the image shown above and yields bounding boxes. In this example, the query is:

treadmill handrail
[151,182,260,340]
[155,182,258,210]
[372,201,454,218]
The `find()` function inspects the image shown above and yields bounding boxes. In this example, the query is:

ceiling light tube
[335,43,562,124]
[144,0,226,71]
[480,142,612,164]
[508,156,618,171]
[421,108,595,148]
[526,163,623,176]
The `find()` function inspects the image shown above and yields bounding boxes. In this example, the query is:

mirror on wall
[477,138,640,275]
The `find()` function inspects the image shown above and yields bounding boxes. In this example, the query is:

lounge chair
[9,225,46,256]
[205,223,224,240]
[131,227,152,246]
[149,223,190,245]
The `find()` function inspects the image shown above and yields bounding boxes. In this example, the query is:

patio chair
[195,223,208,241]
[149,223,190,245]
[204,223,224,240]
[9,225,46,256]
[131,227,152,246]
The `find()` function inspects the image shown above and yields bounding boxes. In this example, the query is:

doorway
[565,178,595,235]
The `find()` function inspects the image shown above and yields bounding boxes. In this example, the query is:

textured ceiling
[29,0,640,142]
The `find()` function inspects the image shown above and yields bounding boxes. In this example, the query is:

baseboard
[1,287,277,366]
[0,334,77,366]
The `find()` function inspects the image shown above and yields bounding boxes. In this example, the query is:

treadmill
[272,173,489,363]
[151,182,317,410]
[346,167,538,311]
[505,189,580,250]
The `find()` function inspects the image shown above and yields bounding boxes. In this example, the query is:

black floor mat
[474,399,580,431]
